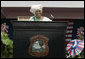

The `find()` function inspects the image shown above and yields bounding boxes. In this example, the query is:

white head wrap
[30,4,43,15]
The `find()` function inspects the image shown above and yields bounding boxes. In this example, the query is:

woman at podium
[29,4,52,21]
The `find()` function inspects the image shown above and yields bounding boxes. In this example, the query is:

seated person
[29,4,52,21]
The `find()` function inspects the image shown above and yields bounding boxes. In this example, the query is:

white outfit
[28,16,52,21]
[29,4,52,21]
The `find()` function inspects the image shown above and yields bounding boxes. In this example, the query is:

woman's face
[35,10,42,17]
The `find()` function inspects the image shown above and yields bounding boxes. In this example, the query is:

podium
[11,21,67,58]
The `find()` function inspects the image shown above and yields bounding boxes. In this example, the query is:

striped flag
[66,39,84,56]
[65,21,74,45]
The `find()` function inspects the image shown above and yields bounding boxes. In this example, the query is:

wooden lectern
[11,21,67,58]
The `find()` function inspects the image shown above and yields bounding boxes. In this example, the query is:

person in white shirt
[29,4,52,21]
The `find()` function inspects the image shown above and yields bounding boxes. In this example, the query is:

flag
[65,21,74,45]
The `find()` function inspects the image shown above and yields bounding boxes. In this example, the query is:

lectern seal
[29,35,49,57]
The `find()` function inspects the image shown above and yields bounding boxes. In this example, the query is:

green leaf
[1,32,13,58]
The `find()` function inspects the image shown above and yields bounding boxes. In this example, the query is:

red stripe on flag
[68,43,72,45]
[67,25,73,27]
[69,49,72,55]
[65,41,69,45]
[78,46,83,49]
[66,37,72,39]
[79,43,84,46]
[66,29,73,30]
[67,46,71,47]
[66,33,72,35]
